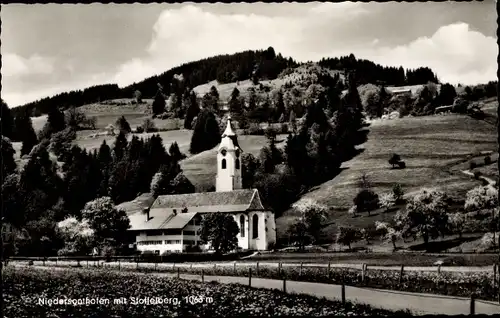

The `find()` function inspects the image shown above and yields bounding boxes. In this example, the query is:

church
[125,116,276,254]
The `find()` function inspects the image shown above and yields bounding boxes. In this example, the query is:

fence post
[202,269,204,283]
[300,262,303,276]
[234,262,236,274]
[437,264,441,274]
[328,261,331,279]
[493,264,497,290]
[470,293,475,315]
[256,261,259,276]
[399,264,404,285]
[283,276,287,293]
[118,259,120,271]
[136,258,139,270]
[249,268,252,287]
[362,263,366,283]
[341,282,346,306]
[177,267,180,279]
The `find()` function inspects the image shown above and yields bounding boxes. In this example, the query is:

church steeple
[216,114,242,192]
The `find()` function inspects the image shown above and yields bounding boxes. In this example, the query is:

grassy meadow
[276,109,497,244]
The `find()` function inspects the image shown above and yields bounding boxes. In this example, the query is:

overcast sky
[1,2,497,107]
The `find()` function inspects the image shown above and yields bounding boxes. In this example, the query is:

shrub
[473,170,482,180]
[142,118,157,133]
[388,154,401,168]
[392,183,405,203]
[397,161,406,169]
[469,161,477,170]
[244,123,264,135]
[484,156,492,165]
[280,123,289,134]
[135,126,144,134]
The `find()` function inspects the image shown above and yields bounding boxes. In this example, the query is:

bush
[473,170,482,180]
[470,161,477,170]
[244,123,264,135]
[484,156,492,165]
[142,118,157,133]
[280,123,289,134]
[397,161,406,169]
[135,126,144,134]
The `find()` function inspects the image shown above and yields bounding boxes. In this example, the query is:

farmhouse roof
[127,189,267,231]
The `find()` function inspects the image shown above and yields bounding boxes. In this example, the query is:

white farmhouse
[126,116,276,254]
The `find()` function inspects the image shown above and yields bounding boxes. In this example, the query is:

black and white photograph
[1,1,499,316]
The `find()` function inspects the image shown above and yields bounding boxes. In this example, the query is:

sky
[1,2,497,107]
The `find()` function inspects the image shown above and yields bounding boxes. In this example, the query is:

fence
[11,260,499,315]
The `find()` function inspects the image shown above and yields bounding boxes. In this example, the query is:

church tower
[216,115,242,192]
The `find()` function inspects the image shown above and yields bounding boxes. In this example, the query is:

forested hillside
[11,48,446,119]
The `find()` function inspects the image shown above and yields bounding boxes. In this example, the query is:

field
[275,111,496,227]
[3,266,408,317]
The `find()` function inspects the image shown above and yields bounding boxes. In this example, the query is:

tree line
[1,107,194,257]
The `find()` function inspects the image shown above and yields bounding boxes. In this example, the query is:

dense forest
[318,54,438,86]
[11,48,446,118]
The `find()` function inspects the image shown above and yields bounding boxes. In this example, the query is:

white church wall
[233,213,249,250]
[248,211,268,250]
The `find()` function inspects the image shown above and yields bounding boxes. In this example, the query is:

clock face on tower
[221,149,227,156]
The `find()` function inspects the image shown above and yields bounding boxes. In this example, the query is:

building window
[174,240,180,244]
[240,215,245,237]
[165,240,173,244]
[138,240,162,245]
[235,159,240,170]
[252,215,259,239]
[221,159,227,169]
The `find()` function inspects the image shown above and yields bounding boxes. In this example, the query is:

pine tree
[1,99,14,139]
[41,107,66,140]
[152,91,166,115]
[98,140,112,169]
[189,109,221,154]
[1,137,17,185]
[169,142,185,162]
[112,131,128,162]
[229,87,243,115]
[20,116,39,156]
[275,90,285,121]
[184,91,200,129]
[116,116,131,134]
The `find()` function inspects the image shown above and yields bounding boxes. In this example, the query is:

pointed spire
[222,114,236,137]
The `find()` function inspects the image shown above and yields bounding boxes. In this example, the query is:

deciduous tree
[199,212,239,254]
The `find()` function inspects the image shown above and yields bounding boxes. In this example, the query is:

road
[12,264,500,316]
[18,259,496,273]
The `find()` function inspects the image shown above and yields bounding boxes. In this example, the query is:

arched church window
[240,215,245,237]
[252,214,259,239]
[221,159,227,169]
[235,159,240,170]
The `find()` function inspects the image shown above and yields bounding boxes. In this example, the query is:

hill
[193,63,344,103]
[275,101,497,241]
[10,49,443,119]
